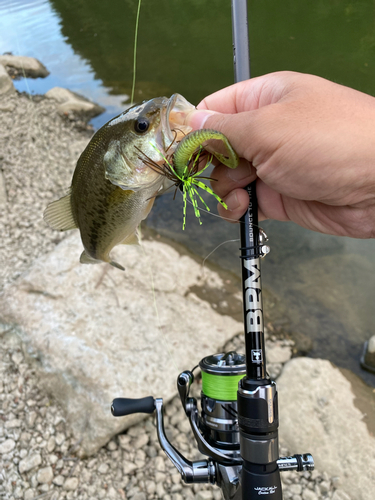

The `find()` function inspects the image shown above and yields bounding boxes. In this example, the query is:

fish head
[104,94,194,191]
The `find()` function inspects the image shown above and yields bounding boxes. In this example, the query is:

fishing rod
[111,1,313,499]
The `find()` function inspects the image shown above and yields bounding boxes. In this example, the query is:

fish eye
[134,117,150,134]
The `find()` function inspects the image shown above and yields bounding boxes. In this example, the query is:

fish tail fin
[44,189,78,231]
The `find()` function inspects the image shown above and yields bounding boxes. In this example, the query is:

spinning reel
[111,351,314,500]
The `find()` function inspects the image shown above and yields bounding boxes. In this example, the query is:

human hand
[185,71,375,238]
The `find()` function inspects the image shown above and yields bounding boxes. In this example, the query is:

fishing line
[201,238,240,274]
[138,228,179,373]
[130,0,142,105]
[201,370,243,401]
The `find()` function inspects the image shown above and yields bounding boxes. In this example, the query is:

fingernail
[227,162,254,183]
[185,109,219,130]
[225,191,240,211]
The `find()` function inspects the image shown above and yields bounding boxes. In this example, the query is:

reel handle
[111,396,155,417]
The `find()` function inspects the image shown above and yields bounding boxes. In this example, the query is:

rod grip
[111,396,155,417]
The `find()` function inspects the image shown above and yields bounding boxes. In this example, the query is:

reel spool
[199,352,246,452]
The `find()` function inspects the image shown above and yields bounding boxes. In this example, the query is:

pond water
[1,0,374,385]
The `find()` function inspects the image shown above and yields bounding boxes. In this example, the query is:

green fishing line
[131,0,142,105]
[201,371,244,401]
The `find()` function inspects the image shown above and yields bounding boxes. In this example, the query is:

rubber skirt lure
[143,129,239,229]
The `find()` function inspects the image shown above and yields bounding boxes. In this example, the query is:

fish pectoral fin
[44,190,77,231]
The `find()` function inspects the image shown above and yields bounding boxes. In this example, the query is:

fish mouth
[163,94,195,148]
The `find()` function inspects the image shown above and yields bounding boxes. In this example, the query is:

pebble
[124,460,138,474]
[331,491,352,500]
[53,475,65,486]
[195,491,214,500]
[23,489,35,500]
[26,411,37,428]
[36,466,53,483]
[63,477,79,490]
[133,433,149,449]
[0,438,16,454]
[107,440,117,451]
[132,493,147,500]
[5,418,22,428]
[290,484,303,495]
[19,453,42,473]
[319,480,331,494]
[97,462,109,474]
[302,490,319,500]
[47,436,56,452]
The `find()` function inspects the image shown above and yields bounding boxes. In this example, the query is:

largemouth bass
[44,94,194,270]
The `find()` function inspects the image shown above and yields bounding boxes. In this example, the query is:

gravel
[0,326,346,500]
[0,92,92,293]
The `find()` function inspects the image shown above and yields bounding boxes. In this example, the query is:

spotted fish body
[44,95,194,270]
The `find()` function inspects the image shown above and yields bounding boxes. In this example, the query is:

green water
[1,0,374,384]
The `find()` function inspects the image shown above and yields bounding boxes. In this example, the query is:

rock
[123,460,138,475]
[266,343,292,364]
[1,234,242,456]
[195,491,214,500]
[53,475,65,486]
[277,358,375,500]
[0,64,15,96]
[331,490,352,500]
[47,436,56,452]
[0,55,49,78]
[5,418,22,428]
[23,489,35,500]
[302,490,318,500]
[63,477,79,490]
[289,484,302,495]
[97,462,109,474]
[361,335,375,373]
[0,438,16,454]
[0,170,7,206]
[36,466,53,484]
[45,87,104,118]
[19,453,42,473]
[133,433,149,449]
[106,440,117,451]
[132,493,146,500]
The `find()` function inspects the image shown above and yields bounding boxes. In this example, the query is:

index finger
[196,71,296,114]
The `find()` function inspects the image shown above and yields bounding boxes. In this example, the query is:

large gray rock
[0,64,15,96]
[0,55,49,78]
[277,357,375,500]
[45,87,104,118]
[0,232,242,456]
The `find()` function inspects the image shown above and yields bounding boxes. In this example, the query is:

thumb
[185,108,258,161]
[185,109,221,130]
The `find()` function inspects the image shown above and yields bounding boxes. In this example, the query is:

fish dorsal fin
[43,189,78,231]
